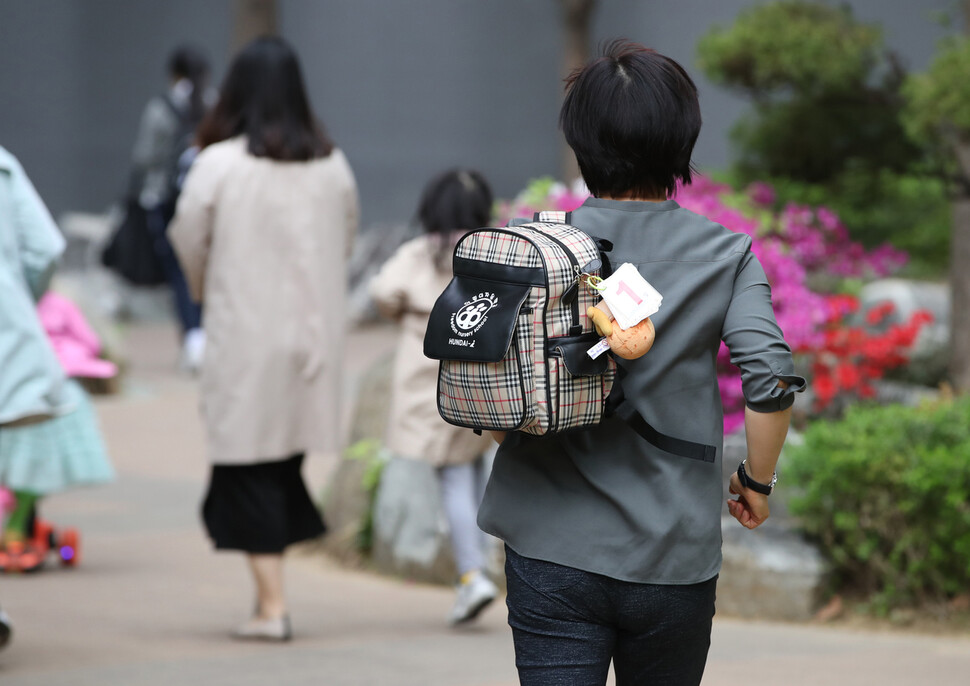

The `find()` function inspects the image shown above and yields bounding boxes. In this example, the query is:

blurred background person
[128,45,213,373]
[170,36,359,642]
[0,146,113,574]
[370,169,499,625]
[0,603,10,651]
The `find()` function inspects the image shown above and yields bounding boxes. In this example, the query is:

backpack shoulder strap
[533,210,572,224]
[606,371,717,462]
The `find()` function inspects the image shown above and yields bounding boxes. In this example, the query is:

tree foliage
[698,1,882,97]
[696,1,920,184]
[902,26,970,392]
[903,36,970,155]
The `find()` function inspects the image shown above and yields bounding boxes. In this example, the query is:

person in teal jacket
[0,147,113,573]
[0,146,70,426]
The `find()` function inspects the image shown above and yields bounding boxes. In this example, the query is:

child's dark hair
[560,40,701,200]
[167,44,210,123]
[417,169,493,270]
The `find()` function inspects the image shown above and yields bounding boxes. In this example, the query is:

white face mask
[170,78,194,106]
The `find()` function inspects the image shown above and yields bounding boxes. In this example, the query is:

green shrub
[786,398,970,612]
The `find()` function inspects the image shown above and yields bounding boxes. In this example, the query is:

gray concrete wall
[0,0,955,226]
[0,0,232,218]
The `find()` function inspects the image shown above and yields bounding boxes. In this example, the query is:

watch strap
[737,460,774,496]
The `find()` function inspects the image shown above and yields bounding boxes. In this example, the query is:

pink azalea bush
[499,176,913,433]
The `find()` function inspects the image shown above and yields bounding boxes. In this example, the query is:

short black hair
[560,40,701,199]
[417,169,493,270]
[167,45,210,122]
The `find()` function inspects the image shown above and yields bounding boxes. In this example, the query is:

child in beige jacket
[369,169,498,625]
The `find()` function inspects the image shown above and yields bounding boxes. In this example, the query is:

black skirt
[202,453,326,553]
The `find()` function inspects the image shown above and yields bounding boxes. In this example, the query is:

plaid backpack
[423,211,616,436]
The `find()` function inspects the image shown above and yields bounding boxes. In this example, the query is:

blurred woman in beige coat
[370,170,497,625]
[170,37,358,642]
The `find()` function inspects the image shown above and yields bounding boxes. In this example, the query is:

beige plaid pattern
[436,221,616,435]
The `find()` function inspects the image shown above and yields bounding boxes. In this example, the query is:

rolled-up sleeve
[722,246,806,413]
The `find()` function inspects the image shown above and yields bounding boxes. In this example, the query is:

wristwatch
[737,460,776,496]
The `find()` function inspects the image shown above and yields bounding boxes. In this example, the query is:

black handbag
[100,196,166,286]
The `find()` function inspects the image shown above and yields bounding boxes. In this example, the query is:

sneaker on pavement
[232,614,292,642]
[180,328,206,375]
[449,571,498,625]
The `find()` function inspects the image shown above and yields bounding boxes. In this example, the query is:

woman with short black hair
[170,36,358,642]
[478,40,804,685]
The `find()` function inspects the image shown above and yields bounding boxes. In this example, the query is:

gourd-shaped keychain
[584,263,661,360]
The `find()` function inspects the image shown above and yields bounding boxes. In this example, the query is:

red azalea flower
[865,302,896,325]
[836,363,861,391]
[813,374,837,406]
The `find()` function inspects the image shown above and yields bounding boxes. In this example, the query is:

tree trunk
[949,142,970,391]
[950,1,970,390]
[558,0,597,183]
[232,0,278,53]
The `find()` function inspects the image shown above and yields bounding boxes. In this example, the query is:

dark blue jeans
[147,205,202,334]
[504,546,717,686]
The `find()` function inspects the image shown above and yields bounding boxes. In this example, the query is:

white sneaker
[449,571,498,625]
[232,614,291,642]
[180,328,206,375]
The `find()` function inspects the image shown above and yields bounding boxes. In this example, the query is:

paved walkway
[2,321,969,685]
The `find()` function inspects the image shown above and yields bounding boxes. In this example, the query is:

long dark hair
[417,169,493,270]
[196,36,333,161]
[167,45,210,124]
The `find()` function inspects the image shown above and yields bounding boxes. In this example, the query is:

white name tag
[597,263,662,330]
[586,337,611,359]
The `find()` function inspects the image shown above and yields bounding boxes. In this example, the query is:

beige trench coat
[170,137,358,464]
[369,234,493,467]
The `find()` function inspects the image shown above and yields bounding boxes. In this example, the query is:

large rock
[370,453,504,586]
[320,354,395,564]
[858,278,949,337]
[346,352,395,446]
[371,456,457,584]
[347,222,416,325]
[319,454,373,566]
[720,428,828,620]
[719,517,827,621]
[859,278,950,386]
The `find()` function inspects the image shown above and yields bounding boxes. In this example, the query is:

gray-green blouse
[478,196,805,584]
